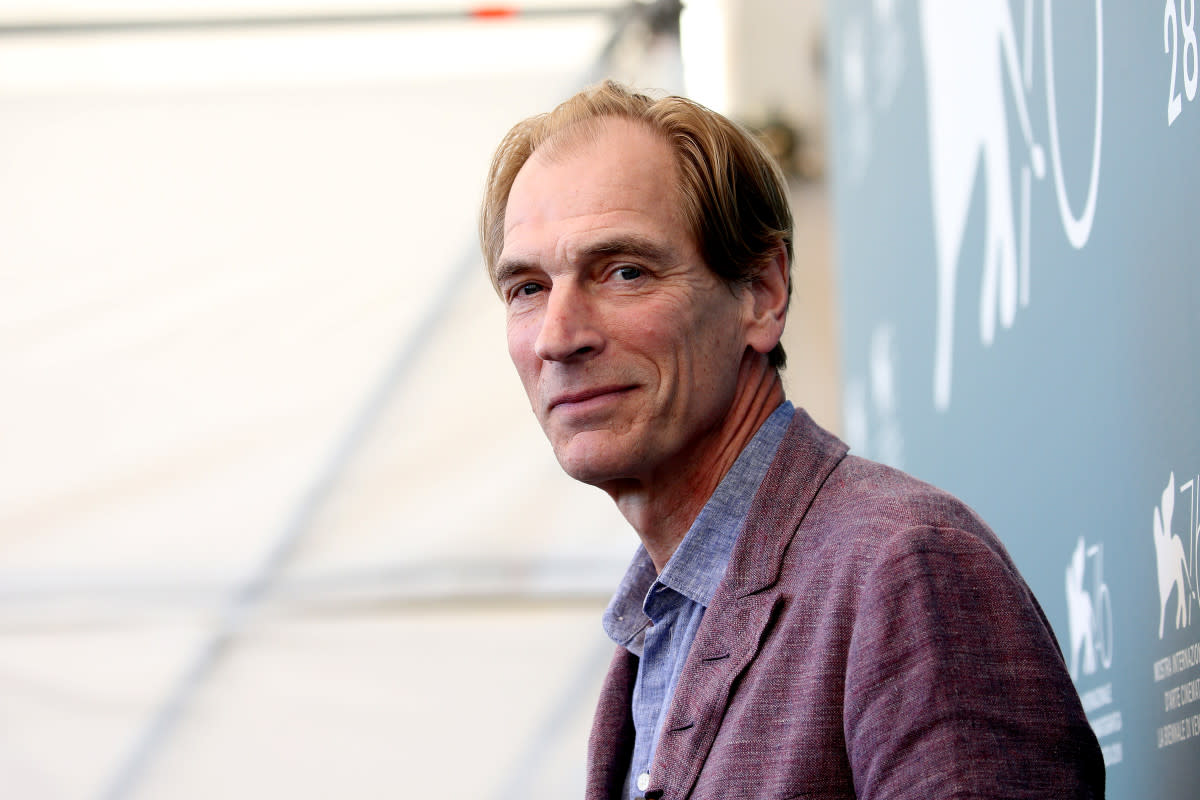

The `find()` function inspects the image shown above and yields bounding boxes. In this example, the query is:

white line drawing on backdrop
[840,0,908,183]
[1154,472,1197,639]
[1065,536,1114,679]
[918,0,1103,410]
[843,323,905,468]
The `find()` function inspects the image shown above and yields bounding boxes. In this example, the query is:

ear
[743,243,790,357]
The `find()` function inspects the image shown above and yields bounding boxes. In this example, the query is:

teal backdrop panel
[825,2,1200,796]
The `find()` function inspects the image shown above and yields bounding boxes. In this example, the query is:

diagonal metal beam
[95,239,484,800]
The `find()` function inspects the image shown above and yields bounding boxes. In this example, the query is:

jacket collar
[721,407,849,598]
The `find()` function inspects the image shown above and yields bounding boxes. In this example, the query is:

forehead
[501,118,685,254]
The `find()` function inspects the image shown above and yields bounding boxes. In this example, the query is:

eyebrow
[580,235,672,265]
[494,234,673,287]
[493,258,538,289]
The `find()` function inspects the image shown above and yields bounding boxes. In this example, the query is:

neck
[609,358,785,573]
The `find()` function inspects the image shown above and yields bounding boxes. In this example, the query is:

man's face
[495,118,753,490]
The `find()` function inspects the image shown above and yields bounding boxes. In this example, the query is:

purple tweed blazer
[586,409,1104,799]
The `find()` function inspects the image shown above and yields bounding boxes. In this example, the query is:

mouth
[548,385,635,412]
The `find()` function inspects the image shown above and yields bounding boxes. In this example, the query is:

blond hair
[480,80,793,368]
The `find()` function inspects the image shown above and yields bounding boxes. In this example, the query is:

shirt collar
[601,401,795,650]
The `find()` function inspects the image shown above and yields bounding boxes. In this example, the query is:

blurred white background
[0,2,836,797]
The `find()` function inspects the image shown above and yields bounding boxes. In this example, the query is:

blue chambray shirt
[601,401,794,800]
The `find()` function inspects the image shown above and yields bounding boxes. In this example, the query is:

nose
[533,283,604,362]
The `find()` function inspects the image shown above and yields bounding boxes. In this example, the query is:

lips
[547,385,635,412]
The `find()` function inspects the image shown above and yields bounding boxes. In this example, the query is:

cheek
[506,320,540,390]
[619,295,701,359]
[680,305,745,387]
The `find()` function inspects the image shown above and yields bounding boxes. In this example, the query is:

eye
[504,280,545,305]
[614,265,643,281]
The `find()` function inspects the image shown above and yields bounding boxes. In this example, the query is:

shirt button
[636,771,651,792]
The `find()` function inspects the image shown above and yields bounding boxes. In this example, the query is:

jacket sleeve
[842,524,1105,799]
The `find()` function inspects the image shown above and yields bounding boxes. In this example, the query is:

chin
[551,436,642,487]
[556,453,627,487]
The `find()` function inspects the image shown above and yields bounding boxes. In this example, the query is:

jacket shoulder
[816,454,995,539]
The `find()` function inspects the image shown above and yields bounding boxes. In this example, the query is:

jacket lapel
[586,646,639,800]
[645,409,849,799]
[646,590,781,798]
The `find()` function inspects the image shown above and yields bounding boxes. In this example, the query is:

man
[480,81,1104,799]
